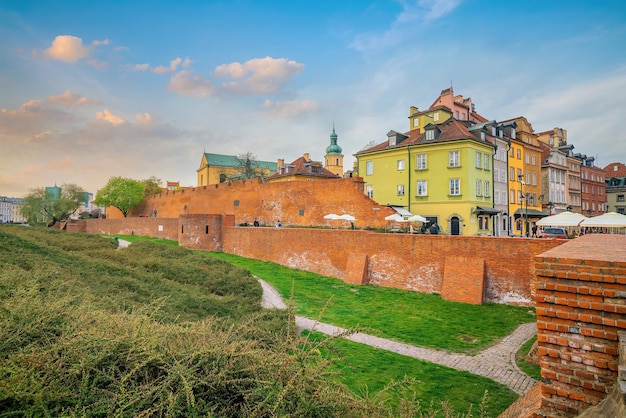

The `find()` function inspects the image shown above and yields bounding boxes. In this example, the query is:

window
[397,159,405,170]
[619,208,625,215]
[484,181,490,197]
[449,179,460,195]
[526,172,530,184]
[525,153,530,164]
[494,190,500,204]
[433,112,439,121]
[532,172,537,186]
[397,184,405,196]
[510,167,514,180]
[484,154,490,170]
[478,216,489,230]
[500,170,506,182]
[426,130,435,140]
[416,154,427,170]
[476,180,482,196]
[476,152,482,168]
[449,150,460,167]
[417,181,427,196]
[517,149,521,159]
[510,147,514,157]
[618,195,625,202]
[366,161,373,175]
[532,155,536,165]
[510,189,515,203]
[501,149,506,161]
[365,184,373,198]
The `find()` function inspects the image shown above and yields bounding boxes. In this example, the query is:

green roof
[203,153,277,170]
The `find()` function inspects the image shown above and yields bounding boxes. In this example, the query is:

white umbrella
[580,212,626,228]
[384,214,406,222]
[407,214,427,223]
[338,214,356,221]
[536,211,587,227]
[323,213,340,220]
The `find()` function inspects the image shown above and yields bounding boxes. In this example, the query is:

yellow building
[356,107,496,236]
[196,153,277,186]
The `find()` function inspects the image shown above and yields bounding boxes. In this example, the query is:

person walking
[430,223,439,235]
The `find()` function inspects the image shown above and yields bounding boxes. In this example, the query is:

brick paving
[259,279,538,395]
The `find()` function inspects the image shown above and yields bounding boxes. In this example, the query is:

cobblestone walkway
[259,279,538,395]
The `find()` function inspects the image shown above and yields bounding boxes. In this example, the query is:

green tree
[224,152,266,182]
[21,183,86,227]
[141,176,163,196]
[94,177,144,217]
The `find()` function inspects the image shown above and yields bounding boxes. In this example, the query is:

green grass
[305,331,519,416]
[516,336,541,380]
[207,252,536,354]
[2,225,515,417]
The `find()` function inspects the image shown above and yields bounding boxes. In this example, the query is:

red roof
[271,156,339,179]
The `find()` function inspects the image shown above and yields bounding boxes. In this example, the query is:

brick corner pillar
[441,256,485,304]
[535,234,626,417]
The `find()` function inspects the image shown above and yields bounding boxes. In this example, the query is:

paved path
[259,279,538,395]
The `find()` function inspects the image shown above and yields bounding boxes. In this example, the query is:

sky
[2,0,626,198]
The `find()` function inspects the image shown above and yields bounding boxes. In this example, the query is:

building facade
[196,153,277,186]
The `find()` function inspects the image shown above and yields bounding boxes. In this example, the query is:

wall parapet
[534,234,626,417]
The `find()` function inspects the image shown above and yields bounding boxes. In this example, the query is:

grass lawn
[207,252,536,354]
[312,332,519,416]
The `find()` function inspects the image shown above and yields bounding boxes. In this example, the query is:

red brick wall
[223,227,561,305]
[107,177,398,229]
[85,217,179,240]
[535,234,626,417]
[85,217,561,305]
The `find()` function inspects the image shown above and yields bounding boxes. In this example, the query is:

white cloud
[214,57,304,95]
[48,90,102,107]
[261,100,319,118]
[417,0,461,22]
[167,71,216,97]
[43,35,92,62]
[95,109,125,125]
[135,112,152,124]
[88,59,108,71]
[350,0,462,51]
[0,100,72,137]
[92,39,110,46]
[153,57,191,74]
[134,63,150,71]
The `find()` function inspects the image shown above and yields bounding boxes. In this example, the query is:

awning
[514,208,549,218]
[390,206,413,217]
[474,206,501,215]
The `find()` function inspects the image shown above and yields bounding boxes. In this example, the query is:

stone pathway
[259,279,538,395]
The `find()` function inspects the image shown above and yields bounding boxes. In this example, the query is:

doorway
[450,216,460,235]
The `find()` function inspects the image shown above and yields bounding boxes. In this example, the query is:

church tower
[324,125,344,176]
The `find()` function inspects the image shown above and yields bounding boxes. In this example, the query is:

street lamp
[518,174,528,237]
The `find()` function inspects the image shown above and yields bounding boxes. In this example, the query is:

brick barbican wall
[222,227,560,305]
[85,217,179,240]
[105,177,399,229]
[534,234,626,417]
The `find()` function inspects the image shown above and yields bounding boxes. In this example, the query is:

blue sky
[2,0,626,197]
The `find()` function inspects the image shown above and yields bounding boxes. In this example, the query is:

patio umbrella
[580,212,626,228]
[536,211,587,227]
[338,214,356,221]
[407,214,427,223]
[323,213,340,220]
[384,214,405,222]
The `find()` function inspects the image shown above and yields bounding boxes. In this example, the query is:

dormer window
[426,130,435,140]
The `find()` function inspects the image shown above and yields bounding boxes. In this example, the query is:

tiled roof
[203,153,277,170]
[270,156,338,179]
[356,118,493,155]
[604,162,626,178]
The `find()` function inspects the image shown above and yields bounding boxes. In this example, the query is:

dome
[326,128,342,154]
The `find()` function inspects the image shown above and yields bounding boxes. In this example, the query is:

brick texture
[441,256,485,305]
[86,216,561,305]
[535,234,626,417]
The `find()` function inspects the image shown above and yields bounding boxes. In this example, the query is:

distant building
[270,153,340,182]
[196,153,277,186]
[0,196,25,223]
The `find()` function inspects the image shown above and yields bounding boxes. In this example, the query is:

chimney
[303,153,310,161]
[277,159,284,174]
